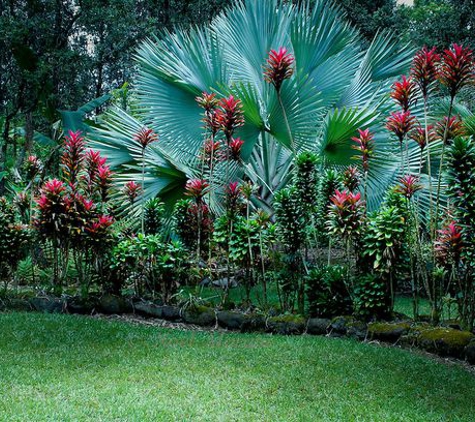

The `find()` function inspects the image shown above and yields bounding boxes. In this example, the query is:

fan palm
[89,0,422,215]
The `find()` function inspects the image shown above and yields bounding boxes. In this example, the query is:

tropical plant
[88,0,415,215]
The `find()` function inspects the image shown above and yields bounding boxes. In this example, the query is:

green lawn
[0,313,474,421]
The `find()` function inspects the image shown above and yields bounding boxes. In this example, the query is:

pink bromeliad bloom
[438,43,475,99]
[386,110,417,144]
[134,127,158,149]
[390,75,417,112]
[351,128,374,172]
[215,95,244,138]
[410,46,440,98]
[124,181,141,204]
[229,137,244,161]
[185,179,209,200]
[397,175,423,199]
[264,47,295,92]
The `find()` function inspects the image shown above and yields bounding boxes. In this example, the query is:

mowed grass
[1,313,474,421]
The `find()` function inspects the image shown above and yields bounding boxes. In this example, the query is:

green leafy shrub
[353,274,391,320]
[144,198,165,235]
[305,265,352,318]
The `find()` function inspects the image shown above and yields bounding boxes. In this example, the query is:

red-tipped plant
[215,95,244,139]
[96,166,113,204]
[84,150,106,195]
[410,125,436,151]
[229,137,244,161]
[397,175,423,199]
[390,75,417,112]
[185,179,209,201]
[264,47,295,93]
[62,130,86,189]
[386,111,417,145]
[124,181,140,205]
[134,127,158,233]
[196,92,220,135]
[342,165,360,193]
[352,128,374,205]
[411,46,440,99]
[435,221,463,266]
[438,43,475,99]
[435,116,466,143]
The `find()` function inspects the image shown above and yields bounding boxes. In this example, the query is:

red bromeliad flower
[84,150,107,193]
[409,125,436,150]
[96,166,113,203]
[86,215,114,235]
[229,137,244,161]
[390,75,417,111]
[215,95,244,138]
[438,43,475,98]
[196,92,221,134]
[386,110,417,144]
[134,127,158,149]
[196,92,219,112]
[435,116,466,143]
[342,165,360,193]
[124,181,141,204]
[35,179,70,237]
[435,221,463,265]
[410,46,440,98]
[351,128,374,172]
[226,181,244,214]
[328,190,365,238]
[62,130,86,186]
[200,139,223,165]
[397,175,423,199]
[185,179,209,200]
[264,47,295,92]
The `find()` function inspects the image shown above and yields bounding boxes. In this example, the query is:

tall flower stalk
[351,128,374,207]
[434,43,474,230]
[134,127,158,233]
[264,47,295,154]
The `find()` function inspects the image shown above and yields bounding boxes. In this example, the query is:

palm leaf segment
[89,0,419,213]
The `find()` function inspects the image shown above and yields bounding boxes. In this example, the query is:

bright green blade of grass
[0,312,474,421]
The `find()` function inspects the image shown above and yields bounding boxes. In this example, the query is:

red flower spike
[438,43,475,98]
[196,92,219,112]
[96,166,113,203]
[229,137,244,161]
[185,179,209,200]
[134,127,158,149]
[411,46,440,98]
[200,139,223,164]
[435,221,464,264]
[25,155,42,179]
[342,165,360,193]
[62,130,86,186]
[264,47,295,92]
[215,95,244,138]
[351,128,374,172]
[124,181,141,204]
[435,116,466,143]
[390,75,417,112]
[397,175,423,199]
[386,111,417,144]
[409,125,436,150]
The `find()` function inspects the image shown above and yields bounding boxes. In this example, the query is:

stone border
[1,294,474,366]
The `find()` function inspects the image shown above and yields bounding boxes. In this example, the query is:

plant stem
[277,92,295,156]
[141,148,145,234]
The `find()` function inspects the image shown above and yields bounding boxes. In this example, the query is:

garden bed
[2,293,474,366]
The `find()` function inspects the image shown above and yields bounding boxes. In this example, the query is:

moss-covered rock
[415,327,475,358]
[134,301,164,318]
[30,296,65,313]
[368,322,411,343]
[182,305,216,326]
[346,320,368,340]
[306,318,331,335]
[241,313,266,333]
[66,296,97,315]
[3,298,32,312]
[266,315,306,335]
[329,316,355,336]
[217,310,247,330]
[98,294,131,314]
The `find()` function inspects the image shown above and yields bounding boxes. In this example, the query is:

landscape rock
[329,316,354,336]
[66,296,97,314]
[267,315,306,335]
[217,310,247,330]
[30,296,64,313]
[98,294,131,314]
[367,322,411,343]
[182,305,216,326]
[160,305,181,321]
[415,327,475,358]
[346,320,368,340]
[3,298,32,312]
[134,301,164,318]
[241,313,266,332]
[306,318,331,335]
